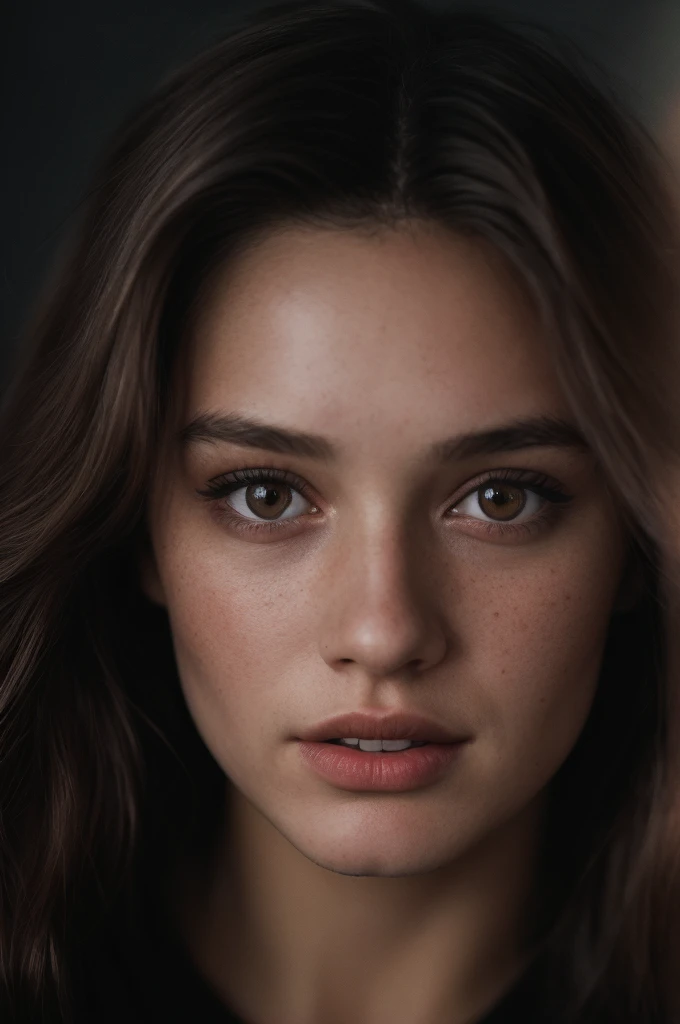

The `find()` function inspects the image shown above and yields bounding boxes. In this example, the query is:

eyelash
[196,466,573,539]
[197,467,317,536]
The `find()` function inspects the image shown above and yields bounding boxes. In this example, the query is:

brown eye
[199,468,320,528]
[243,483,293,520]
[476,483,526,521]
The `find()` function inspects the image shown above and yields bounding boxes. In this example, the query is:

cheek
[153,485,625,798]
[453,531,624,776]
[154,519,318,768]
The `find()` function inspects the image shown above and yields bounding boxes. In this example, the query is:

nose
[317,515,449,683]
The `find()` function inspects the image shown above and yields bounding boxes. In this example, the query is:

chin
[286,830,457,878]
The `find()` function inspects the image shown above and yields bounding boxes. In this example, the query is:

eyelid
[198,466,568,502]
[444,468,572,537]
[197,464,572,537]
[446,467,571,510]
[196,465,315,502]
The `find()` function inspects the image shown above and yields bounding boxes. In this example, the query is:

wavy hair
[1,1,679,1021]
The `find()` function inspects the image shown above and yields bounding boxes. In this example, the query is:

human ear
[137,530,167,607]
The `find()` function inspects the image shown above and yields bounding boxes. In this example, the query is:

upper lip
[297,711,468,743]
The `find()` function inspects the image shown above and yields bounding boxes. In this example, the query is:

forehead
[182,223,569,444]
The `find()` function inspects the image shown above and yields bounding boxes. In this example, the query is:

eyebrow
[180,411,589,461]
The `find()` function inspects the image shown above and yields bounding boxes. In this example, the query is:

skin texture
[141,222,629,1024]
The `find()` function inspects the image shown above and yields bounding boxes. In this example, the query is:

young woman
[2,1,679,1022]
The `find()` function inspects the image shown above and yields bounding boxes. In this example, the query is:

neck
[170,785,547,1024]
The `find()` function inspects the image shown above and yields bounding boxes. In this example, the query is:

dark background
[3,0,680,381]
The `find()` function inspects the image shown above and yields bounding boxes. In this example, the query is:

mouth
[297,733,468,792]
[297,709,467,746]
[325,738,430,751]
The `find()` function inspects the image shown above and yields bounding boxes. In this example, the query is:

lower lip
[297,740,467,792]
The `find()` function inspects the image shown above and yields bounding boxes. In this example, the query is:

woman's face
[143,222,628,876]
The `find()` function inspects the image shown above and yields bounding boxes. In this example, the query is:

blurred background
[3,0,680,383]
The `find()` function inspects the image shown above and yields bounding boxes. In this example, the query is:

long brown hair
[1,1,679,1020]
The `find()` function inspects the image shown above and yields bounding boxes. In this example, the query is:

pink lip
[297,709,467,744]
[297,740,467,792]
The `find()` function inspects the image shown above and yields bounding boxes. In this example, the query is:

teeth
[359,739,383,752]
[337,738,424,751]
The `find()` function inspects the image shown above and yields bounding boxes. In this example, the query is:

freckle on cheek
[493,611,499,619]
